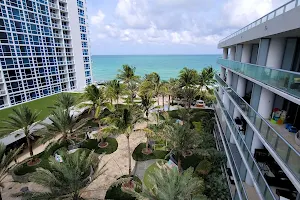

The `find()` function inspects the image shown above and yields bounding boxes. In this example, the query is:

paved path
[133,159,158,182]
[81,124,147,200]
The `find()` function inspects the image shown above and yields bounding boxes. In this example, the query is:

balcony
[63,35,71,39]
[66,52,73,56]
[58,61,66,65]
[55,43,63,47]
[61,16,69,21]
[52,23,61,29]
[53,33,62,38]
[217,58,300,100]
[68,69,75,72]
[59,70,67,74]
[69,77,75,81]
[215,91,277,200]
[0,103,9,109]
[59,0,67,3]
[65,44,72,48]
[60,78,68,82]
[62,25,70,30]
[0,90,6,95]
[49,2,58,9]
[56,52,65,56]
[67,61,74,65]
[60,6,68,12]
[215,74,300,188]
[0,78,3,82]
[50,13,59,18]
[214,115,250,200]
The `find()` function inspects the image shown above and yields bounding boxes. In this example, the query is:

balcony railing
[56,52,65,56]
[61,16,69,21]
[218,58,300,99]
[50,13,59,18]
[61,78,68,82]
[0,90,6,95]
[58,61,66,65]
[63,35,71,39]
[219,0,300,43]
[65,44,72,47]
[53,33,62,38]
[60,6,67,11]
[0,103,9,109]
[59,0,67,2]
[52,23,61,29]
[66,52,73,56]
[0,78,3,82]
[215,91,277,200]
[215,74,300,184]
[59,70,67,74]
[68,69,75,72]
[62,25,70,30]
[215,112,249,200]
[49,2,58,8]
[67,61,74,65]
[69,77,75,81]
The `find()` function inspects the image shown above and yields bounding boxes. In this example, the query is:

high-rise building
[0,0,92,109]
[214,1,300,200]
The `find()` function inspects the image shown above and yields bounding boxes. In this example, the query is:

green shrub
[81,138,118,154]
[132,143,169,161]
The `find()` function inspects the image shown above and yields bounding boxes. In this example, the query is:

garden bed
[132,143,169,161]
[81,137,118,154]
[105,175,142,200]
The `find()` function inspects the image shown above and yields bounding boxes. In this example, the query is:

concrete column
[223,48,228,59]
[218,86,223,99]
[233,107,241,119]
[223,93,230,111]
[229,46,236,60]
[227,70,233,87]
[266,38,285,69]
[220,67,226,80]
[241,44,252,63]
[236,76,246,97]
[258,88,275,119]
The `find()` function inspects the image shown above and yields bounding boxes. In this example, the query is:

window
[78,9,84,16]
[80,25,86,32]
[85,70,90,77]
[84,57,89,62]
[84,64,90,70]
[79,17,85,24]
[82,49,88,55]
[77,0,83,8]
[81,33,87,40]
[82,42,87,48]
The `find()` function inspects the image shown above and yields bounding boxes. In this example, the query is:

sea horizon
[91,54,221,82]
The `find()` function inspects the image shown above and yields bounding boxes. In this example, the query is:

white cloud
[91,0,290,46]
[91,10,105,25]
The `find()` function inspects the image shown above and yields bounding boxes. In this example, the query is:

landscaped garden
[0,65,230,200]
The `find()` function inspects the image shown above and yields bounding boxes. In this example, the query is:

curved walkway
[81,123,147,200]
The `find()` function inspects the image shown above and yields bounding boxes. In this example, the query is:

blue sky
[87,0,286,55]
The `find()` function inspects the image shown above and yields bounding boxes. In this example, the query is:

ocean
[91,55,221,81]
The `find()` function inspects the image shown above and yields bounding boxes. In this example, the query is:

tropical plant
[203,173,230,200]
[117,64,139,84]
[0,105,39,157]
[164,123,202,171]
[102,105,145,175]
[0,143,23,200]
[145,72,161,106]
[179,87,199,109]
[39,108,87,143]
[106,79,126,104]
[159,81,168,110]
[125,167,207,200]
[81,85,113,145]
[126,80,139,103]
[139,93,154,122]
[52,92,76,110]
[19,150,105,200]
[199,66,216,98]
[179,67,198,88]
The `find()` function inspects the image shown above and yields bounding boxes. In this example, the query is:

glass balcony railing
[215,74,300,183]
[217,58,300,99]
[215,91,277,200]
[215,108,249,200]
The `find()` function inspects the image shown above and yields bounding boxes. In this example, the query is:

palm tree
[145,72,161,106]
[102,105,145,175]
[0,105,39,157]
[0,143,23,200]
[81,85,113,145]
[159,81,168,111]
[117,64,139,84]
[140,93,154,122]
[127,80,139,103]
[164,123,202,171]
[106,79,125,104]
[180,87,199,109]
[40,108,85,143]
[168,78,180,106]
[52,92,76,110]
[20,150,105,200]
[126,167,206,200]
[199,66,216,99]
[179,67,198,88]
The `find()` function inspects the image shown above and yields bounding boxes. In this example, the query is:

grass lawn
[143,160,166,190]
[0,93,82,122]
[132,143,169,161]
[105,175,142,200]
